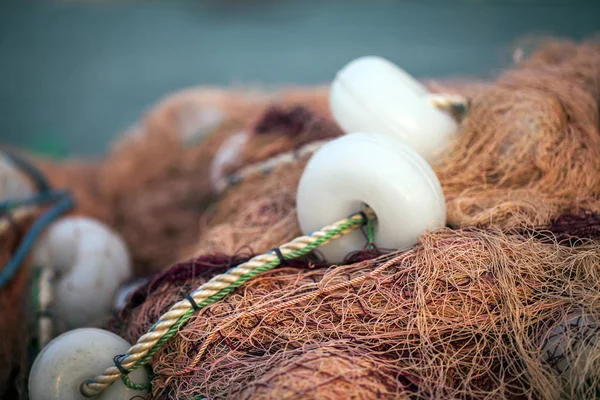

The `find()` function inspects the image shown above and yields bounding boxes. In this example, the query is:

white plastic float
[297,132,446,263]
[112,277,151,314]
[29,328,148,400]
[329,56,459,162]
[541,312,598,387]
[0,154,33,201]
[32,216,132,329]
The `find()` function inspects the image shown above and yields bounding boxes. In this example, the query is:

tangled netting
[97,88,271,273]
[115,227,600,400]
[99,88,340,274]
[107,40,600,400]
[435,40,600,228]
[190,40,600,259]
[31,39,600,276]
[546,211,600,242]
[34,79,477,274]
[191,156,305,257]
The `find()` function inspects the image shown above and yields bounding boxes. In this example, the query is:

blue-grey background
[0,0,598,157]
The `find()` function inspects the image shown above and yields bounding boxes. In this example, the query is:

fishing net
[0,37,597,399]
[30,80,482,276]
[37,79,479,275]
[98,88,343,274]
[435,40,600,229]
[109,40,600,400]
[115,227,600,400]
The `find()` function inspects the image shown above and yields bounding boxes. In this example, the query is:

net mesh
[109,40,600,400]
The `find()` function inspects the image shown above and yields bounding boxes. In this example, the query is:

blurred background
[0,0,598,158]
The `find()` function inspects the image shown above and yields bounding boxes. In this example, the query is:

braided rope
[80,208,376,397]
[214,139,329,194]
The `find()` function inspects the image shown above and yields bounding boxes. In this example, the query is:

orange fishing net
[99,88,342,273]
[108,40,600,399]
[116,227,599,399]
[0,37,593,399]
[436,40,600,229]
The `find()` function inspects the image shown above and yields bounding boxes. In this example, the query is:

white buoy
[329,56,459,162]
[29,328,148,400]
[112,277,151,314]
[0,154,33,201]
[541,312,598,387]
[32,216,132,329]
[297,132,446,263]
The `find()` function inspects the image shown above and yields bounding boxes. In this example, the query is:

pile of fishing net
[106,40,599,399]
[1,38,599,399]
[35,81,487,275]
[115,226,600,399]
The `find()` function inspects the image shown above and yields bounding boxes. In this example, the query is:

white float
[112,277,151,314]
[0,154,33,201]
[32,216,132,329]
[329,56,459,162]
[29,328,148,400]
[541,312,598,386]
[297,132,446,263]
